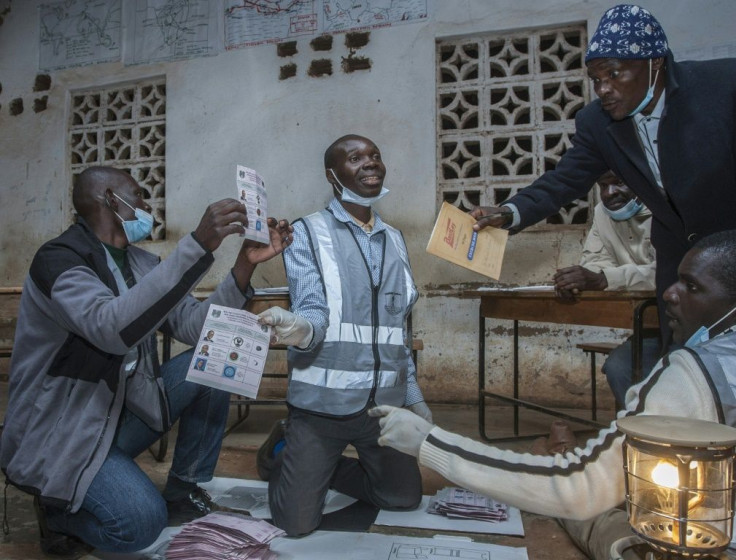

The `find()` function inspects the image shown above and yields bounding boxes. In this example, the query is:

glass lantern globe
[617,416,736,558]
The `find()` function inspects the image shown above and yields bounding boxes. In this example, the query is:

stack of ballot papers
[165,512,284,559]
[427,487,509,522]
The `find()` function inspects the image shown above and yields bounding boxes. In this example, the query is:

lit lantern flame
[651,461,679,489]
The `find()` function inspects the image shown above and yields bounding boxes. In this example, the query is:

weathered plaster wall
[2,0,735,407]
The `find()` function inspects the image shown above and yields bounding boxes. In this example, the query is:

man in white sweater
[371,229,736,560]
[554,170,658,406]
[554,170,654,298]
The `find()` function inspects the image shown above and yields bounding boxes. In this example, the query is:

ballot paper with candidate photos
[187,304,271,398]
[236,165,269,244]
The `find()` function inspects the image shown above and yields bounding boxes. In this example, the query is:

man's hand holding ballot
[469,206,514,231]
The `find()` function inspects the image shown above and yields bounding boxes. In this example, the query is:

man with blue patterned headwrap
[471,4,736,349]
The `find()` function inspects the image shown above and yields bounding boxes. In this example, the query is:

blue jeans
[45,349,231,552]
[602,336,661,406]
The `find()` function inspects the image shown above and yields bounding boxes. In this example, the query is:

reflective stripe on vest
[692,331,736,427]
[287,210,418,416]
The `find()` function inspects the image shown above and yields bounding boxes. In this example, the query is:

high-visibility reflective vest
[692,330,736,427]
[287,210,418,416]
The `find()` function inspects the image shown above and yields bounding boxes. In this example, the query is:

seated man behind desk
[553,170,659,406]
[0,167,292,554]
[256,134,430,537]
[372,229,736,560]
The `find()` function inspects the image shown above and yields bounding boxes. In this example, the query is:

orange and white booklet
[426,202,508,280]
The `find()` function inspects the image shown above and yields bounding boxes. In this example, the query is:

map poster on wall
[225,0,318,49]
[124,0,222,66]
[321,0,428,33]
[224,0,427,50]
[39,0,122,71]
[187,304,271,399]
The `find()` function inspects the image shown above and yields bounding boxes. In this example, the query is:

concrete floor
[0,383,616,559]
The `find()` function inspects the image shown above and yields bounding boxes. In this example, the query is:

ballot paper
[236,165,269,244]
[427,487,509,522]
[374,494,524,536]
[426,202,508,279]
[165,512,284,560]
[473,285,556,292]
[186,304,271,398]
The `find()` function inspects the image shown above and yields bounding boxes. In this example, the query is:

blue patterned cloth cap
[586,4,669,62]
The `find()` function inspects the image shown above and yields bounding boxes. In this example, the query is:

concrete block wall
[2,1,735,407]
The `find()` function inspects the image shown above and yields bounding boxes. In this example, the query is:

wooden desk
[462,289,658,442]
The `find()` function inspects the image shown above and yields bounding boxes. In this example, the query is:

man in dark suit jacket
[471,4,736,345]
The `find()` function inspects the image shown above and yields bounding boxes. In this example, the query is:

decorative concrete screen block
[436,25,591,225]
[69,78,167,240]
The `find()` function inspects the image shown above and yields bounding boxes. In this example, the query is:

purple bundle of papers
[426,487,509,522]
[166,512,284,559]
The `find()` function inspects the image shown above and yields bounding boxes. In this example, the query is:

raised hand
[239,217,294,265]
[193,199,248,253]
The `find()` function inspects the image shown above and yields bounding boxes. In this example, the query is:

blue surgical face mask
[602,197,644,221]
[628,59,660,117]
[329,169,389,207]
[684,305,736,349]
[111,193,154,243]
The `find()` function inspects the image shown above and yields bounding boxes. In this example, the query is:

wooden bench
[0,287,22,383]
[575,341,619,421]
[0,287,424,460]
[576,297,660,419]
[149,291,424,461]
[225,291,424,434]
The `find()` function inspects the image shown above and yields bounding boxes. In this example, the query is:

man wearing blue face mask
[370,229,736,560]
[254,134,428,537]
[0,166,293,555]
[554,171,655,300]
[550,171,659,408]
[469,4,736,349]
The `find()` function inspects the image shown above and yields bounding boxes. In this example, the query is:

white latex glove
[257,306,313,349]
[408,401,433,423]
[368,405,434,457]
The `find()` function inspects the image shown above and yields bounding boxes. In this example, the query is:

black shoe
[256,419,286,481]
[33,497,92,557]
[165,486,217,526]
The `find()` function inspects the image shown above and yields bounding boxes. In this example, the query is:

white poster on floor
[272,531,529,559]
[201,477,357,519]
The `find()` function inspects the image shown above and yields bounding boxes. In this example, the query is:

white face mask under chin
[329,169,389,207]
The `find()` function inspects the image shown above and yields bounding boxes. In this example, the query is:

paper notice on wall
[426,202,508,280]
[236,165,269,244]
[187,305,271,398]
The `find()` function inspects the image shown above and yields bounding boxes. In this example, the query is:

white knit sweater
[419,349,718,520]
